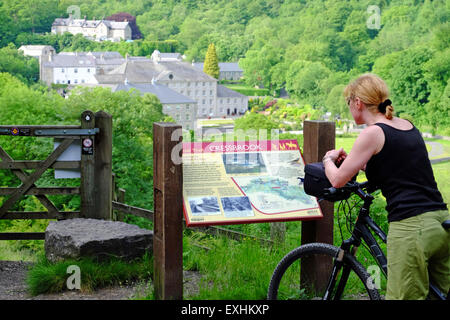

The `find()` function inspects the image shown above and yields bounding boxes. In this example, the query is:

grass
[26,253,153,296]
[197,118,235,126]
[1,133,448,300]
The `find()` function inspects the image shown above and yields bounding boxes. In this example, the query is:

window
[202,99,206,105]
[202,90,206,96]
[186,114,190,120]
[74,68,78,73]
[202,82,205,86]
[81,79,85,83]
[74,79,78,84]
[210,90,213,95]
[61,68,65,73]
[87,69,90,73]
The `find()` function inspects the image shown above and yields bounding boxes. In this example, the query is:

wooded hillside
[0,0,449,133]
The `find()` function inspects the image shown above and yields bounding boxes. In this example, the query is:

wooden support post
[153,123,183,300]
[301,120,335,293]
[94,111,113,220]
[80,111,96,219]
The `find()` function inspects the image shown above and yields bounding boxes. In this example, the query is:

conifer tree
[203,43,220,79]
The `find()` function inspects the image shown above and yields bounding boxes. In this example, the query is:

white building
[94,51,248,121]
[40,51,126,86]
[51,17,132,41]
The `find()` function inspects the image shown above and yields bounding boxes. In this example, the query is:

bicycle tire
[267,242,381,300]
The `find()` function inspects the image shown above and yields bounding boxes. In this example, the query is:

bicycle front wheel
[267,243,381,300]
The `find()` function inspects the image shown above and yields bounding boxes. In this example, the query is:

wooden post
[80,110,96,219]
[153,123,183,300]
[301,120,335,293]
[94,111,113,220]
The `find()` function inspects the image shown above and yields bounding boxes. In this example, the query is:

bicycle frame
[324,186,448,300]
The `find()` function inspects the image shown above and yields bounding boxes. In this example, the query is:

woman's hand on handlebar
[324,148,347,166]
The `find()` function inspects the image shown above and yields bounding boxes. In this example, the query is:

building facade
[193,62,243,81]
[104,82,198,130]
[40,51,126,86]
[51,17,132,41]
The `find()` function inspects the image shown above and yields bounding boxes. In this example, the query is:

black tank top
[365,123,447,222]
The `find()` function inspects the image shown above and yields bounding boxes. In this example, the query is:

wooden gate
[0,110,112,240]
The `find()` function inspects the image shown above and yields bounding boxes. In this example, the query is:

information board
[182,140,322,227]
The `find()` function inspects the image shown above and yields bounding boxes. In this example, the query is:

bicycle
[267,180,450,300]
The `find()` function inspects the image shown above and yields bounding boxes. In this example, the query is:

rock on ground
[45,218,153,263]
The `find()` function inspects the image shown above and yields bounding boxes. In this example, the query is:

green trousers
[386,210,450,300]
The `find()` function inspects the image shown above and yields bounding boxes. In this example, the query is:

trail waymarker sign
[182,140,322,227]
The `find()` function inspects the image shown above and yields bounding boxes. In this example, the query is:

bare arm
[323,125,384,188]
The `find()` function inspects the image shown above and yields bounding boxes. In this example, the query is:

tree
[0,44,39,84]
[203,43,220,79]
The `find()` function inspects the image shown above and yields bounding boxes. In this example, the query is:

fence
[0,110,112,240]
[0,114,335,299]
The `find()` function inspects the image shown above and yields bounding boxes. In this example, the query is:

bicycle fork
[323,239,360,300]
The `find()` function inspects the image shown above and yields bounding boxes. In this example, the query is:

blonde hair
[344,73,394,120]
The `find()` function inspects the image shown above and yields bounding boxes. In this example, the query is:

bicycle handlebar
[322,180,379,201]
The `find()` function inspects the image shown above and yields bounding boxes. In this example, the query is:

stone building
[51,17,132,41]
[193,62,243,81]
[103,81,198,130]
[40,51,126,86]
[18,45,57,80]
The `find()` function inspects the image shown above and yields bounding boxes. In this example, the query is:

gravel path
[0,260,201,300]
[425,141,444,158]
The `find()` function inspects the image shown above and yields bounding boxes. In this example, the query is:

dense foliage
[0,72,165,253]
[0,0,448,133]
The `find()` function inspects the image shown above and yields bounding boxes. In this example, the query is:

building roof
[193,62,243,72]
[19,45,54,51]
[52,18,129,30]
[217,85,247,98]
[43,51,125,68]
[159,53,182,61]
[96,59,217,84]
[108,82,196,104]
[87,51,123,60]
[42,53,96,68]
